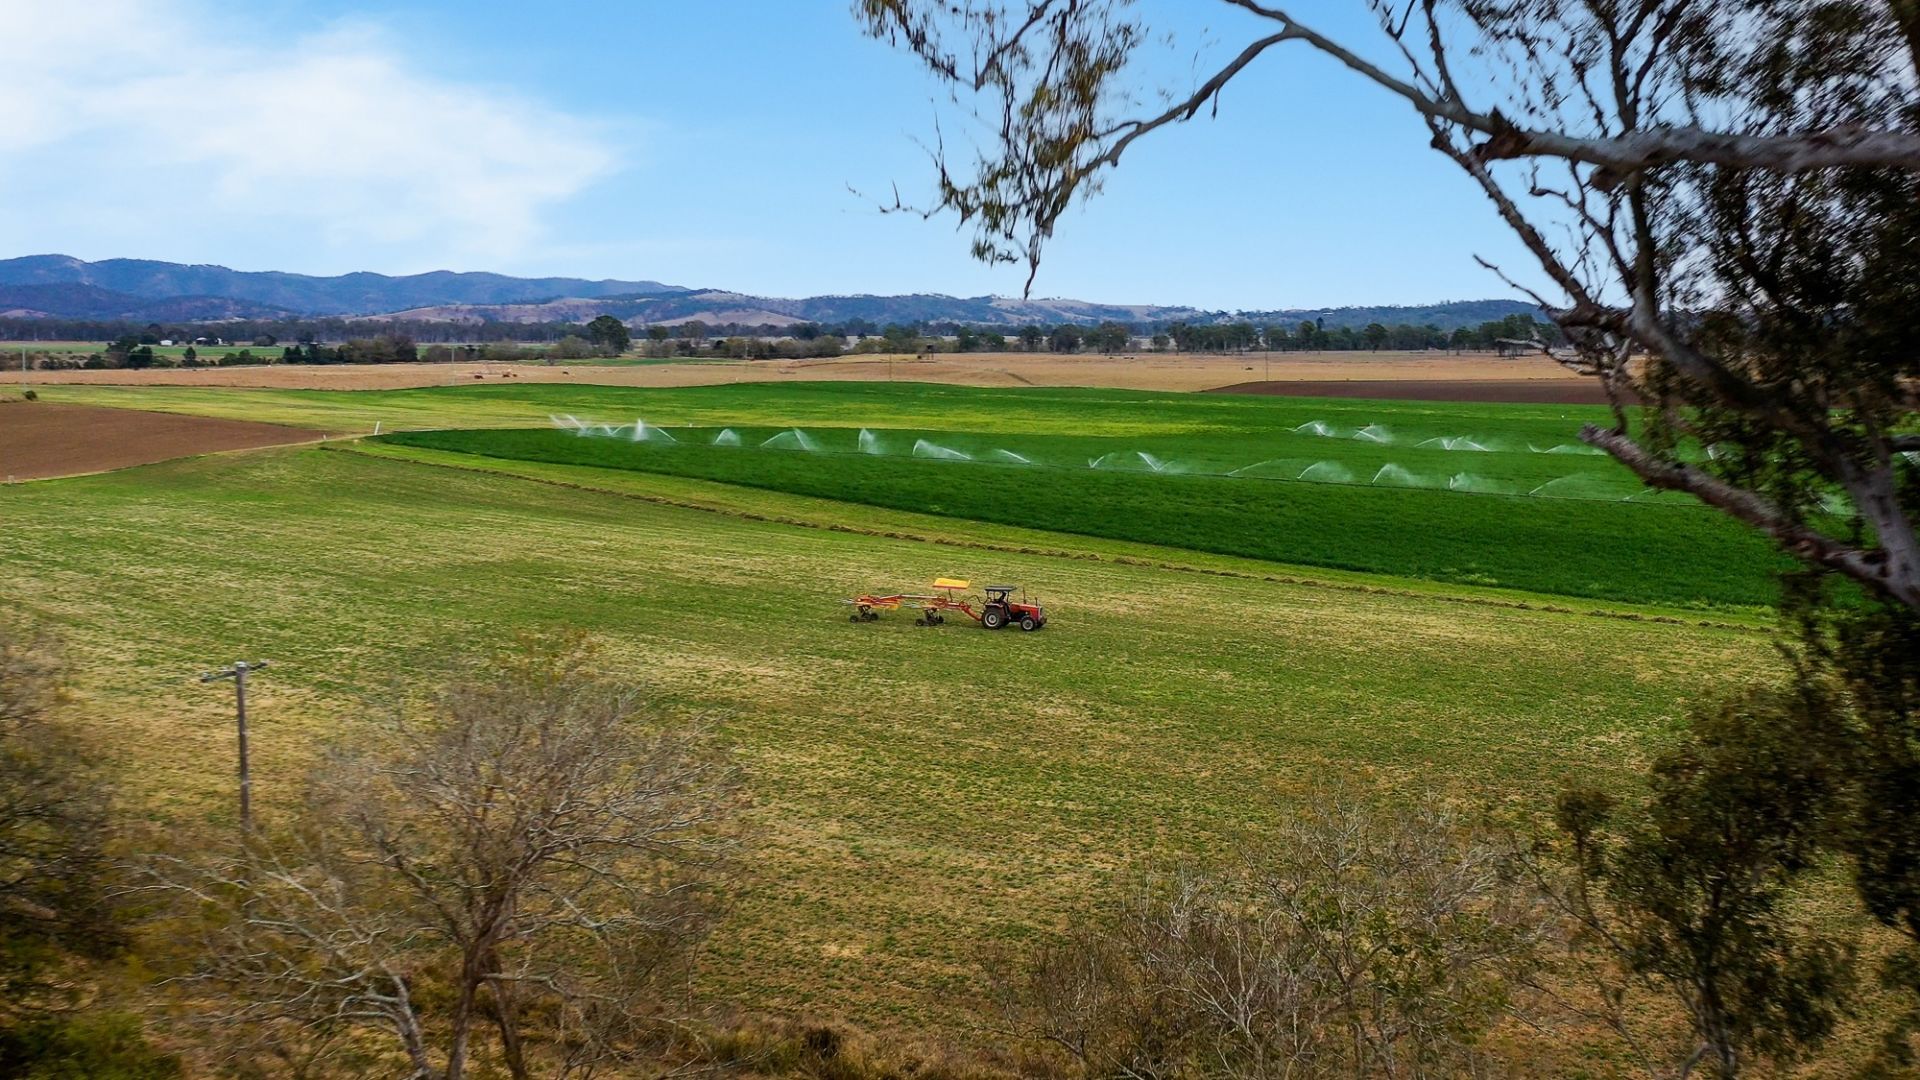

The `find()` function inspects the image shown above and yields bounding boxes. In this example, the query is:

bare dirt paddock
[0,401,322,481]
[17,351,1590,395]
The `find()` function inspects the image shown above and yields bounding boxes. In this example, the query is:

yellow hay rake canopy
[932,578,970,591]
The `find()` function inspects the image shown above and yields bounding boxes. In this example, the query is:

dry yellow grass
[16,350,1584,392]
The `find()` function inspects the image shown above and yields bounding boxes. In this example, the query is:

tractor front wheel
[1019,614,1039,631]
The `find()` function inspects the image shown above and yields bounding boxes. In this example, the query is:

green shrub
[0,1013,180,1080]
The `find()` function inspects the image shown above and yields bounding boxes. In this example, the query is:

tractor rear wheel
[982,607,1006,630]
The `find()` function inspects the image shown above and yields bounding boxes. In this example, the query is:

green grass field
[40,381,1796,609]
[10,340,243,361]
[2,379,1804,1042]
[1,441,1773,1033]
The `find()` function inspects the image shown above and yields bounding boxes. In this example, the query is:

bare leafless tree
[990,797,1554,1078]
[860,0,1920,611]
[143,637,741,1080]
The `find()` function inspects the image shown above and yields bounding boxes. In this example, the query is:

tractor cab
[982,584,1047,631]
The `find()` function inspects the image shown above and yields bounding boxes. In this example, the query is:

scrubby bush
[144,636,741,1079]
[336,334,418,364]
[479,342,543,363]
[0,1013,179,1080]
[992,797,1552,1078]
[0,620,166,1075]
[551,334,596,360]
[1536,687,1861,1076]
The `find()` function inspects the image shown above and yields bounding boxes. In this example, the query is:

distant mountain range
[0,255,678,317]
[0,255,1539,330]
[369,291,1220,329]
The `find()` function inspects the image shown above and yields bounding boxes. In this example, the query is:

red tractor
[846,579,1048,631]
[977,584,1047,631]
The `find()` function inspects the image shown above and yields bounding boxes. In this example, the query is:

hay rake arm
[843,592,981,625]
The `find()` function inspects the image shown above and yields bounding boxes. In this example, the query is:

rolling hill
[0,254,1541,329]
[0,255,686,318]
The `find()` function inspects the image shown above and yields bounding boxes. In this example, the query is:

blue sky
[0,1,1539,309]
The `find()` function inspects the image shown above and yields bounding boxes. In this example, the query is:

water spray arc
[1297,461,1353,483]
[542,416,1666,506]
[913,439,971,461]
[762,429,820,451]
[1088,450,1177,473]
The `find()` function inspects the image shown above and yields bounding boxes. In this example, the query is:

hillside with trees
[0,254,1539,330]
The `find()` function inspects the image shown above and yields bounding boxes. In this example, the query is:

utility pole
[200,660,268,833]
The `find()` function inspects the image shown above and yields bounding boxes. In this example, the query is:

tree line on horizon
[11,312,1561,370]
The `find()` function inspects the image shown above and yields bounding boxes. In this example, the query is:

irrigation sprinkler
[199,659,269,833]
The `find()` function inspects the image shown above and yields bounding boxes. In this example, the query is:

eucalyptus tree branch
[1227,1,1920,173]
[1584,426,1920,607]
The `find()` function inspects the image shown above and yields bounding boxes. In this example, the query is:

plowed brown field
[1,401,321,480]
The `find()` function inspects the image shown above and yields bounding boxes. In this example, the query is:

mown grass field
[1,437,1774,1035]
[9,339,206,358]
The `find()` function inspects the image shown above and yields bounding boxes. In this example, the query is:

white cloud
[0,0,619,269]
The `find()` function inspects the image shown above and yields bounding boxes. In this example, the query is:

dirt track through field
[0,401,322,480]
